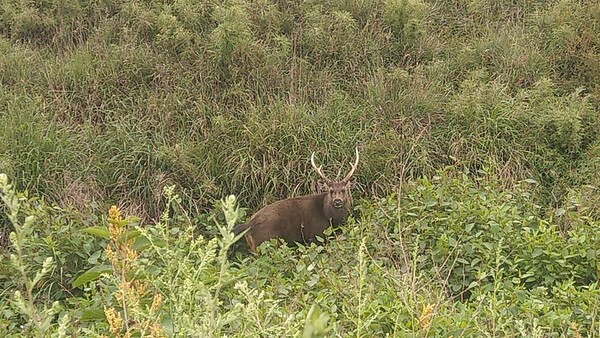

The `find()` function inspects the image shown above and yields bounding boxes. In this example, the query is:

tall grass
[0,0,598,220]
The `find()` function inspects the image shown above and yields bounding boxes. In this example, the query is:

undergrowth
[1,171,598,336]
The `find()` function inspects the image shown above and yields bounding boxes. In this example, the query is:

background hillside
[0,0,599,336]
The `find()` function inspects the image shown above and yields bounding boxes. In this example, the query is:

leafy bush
[3,171,598,336]
[0,174,100,300]
[373,170,598,295]
[0,174,100,336]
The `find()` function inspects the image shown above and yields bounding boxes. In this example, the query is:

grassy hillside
[0,0,599,336]
[0,0,598,219]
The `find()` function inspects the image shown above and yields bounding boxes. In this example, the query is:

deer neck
[323,203,350,226]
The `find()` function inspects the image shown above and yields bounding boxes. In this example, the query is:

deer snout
[333,198,344,208]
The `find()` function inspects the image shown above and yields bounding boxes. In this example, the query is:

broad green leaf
[531,247,544,258]
[72,265,113,288]
[81,227,109,239]
[425,200,437,207]
[81,308,106,321]
[515,290,528,302]
[448,237,457,247]
[456,257,469,265]
[132,235,153,251]
[125,229,141,240]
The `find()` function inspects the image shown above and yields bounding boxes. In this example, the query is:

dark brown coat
[233,148,359,254]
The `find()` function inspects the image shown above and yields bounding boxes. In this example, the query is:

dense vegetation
[0,0,599,336]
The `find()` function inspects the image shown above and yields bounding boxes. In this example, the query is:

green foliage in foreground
[1,172,598,337]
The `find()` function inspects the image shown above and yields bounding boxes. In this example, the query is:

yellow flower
[149,322,166,338]
[419,303,435,333]
[150,294,163,313]
[109,205,122,223]
[571,322,582,338]
[104,306,123,336]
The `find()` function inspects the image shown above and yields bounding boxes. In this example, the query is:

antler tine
[310,152,330,182]
[342,147,360,182]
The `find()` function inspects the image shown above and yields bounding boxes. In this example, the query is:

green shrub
[374,170,598,297]
[1,171,599,336]
[0,174,99,336]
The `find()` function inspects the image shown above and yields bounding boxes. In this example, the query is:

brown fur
[233,148,359,254]
[233,181,355,254]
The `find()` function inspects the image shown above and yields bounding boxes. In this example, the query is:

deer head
[311,147,359,210]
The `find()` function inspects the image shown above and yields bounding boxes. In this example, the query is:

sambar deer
[233,148,360,254]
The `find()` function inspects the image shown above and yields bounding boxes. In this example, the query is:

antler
[310,152,331,182]
[342,147,360,182]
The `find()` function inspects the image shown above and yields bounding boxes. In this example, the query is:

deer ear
[346,177,356,189]
[316,179,328,193]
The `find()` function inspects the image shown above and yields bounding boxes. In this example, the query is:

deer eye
[341,189,346,194]
[329,189,334,194]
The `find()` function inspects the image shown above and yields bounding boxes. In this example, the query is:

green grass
[0,0,598,221]
[0,0,599,336]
